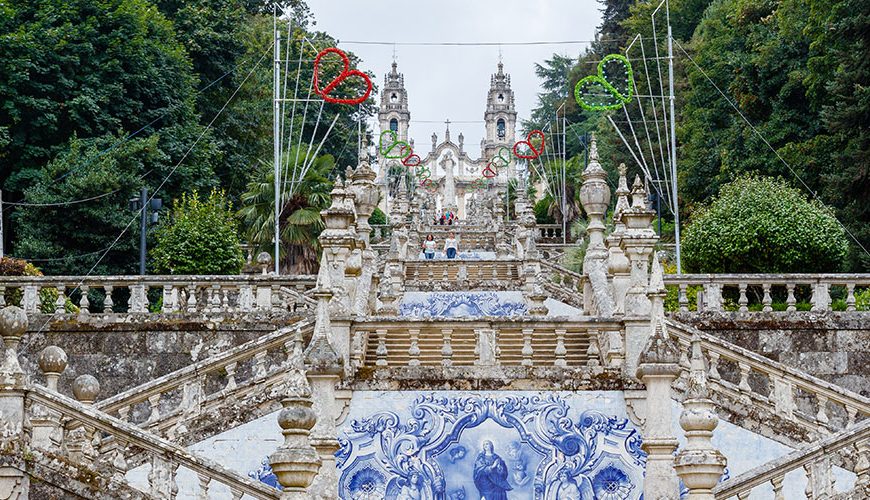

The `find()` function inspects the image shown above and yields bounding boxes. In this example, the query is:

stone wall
[671,312,870,396]
[17,313,303,399]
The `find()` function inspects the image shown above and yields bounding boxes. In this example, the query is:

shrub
[151,189,245,275]
[0,257,77,313]
[683,176,849,273]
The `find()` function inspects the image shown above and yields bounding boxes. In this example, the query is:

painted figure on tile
[473,440,512,499]
[506,441,531,486]
[547,469,594,500]
[396,471,425,500]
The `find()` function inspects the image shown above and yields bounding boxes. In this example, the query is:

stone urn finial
[38,346,68,391]
[0,306,27,351]
[269,395,322,496]
[256,251,273,275]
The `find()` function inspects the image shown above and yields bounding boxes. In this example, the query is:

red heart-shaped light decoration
[402,153,421,167]
[513,130,546,160]
[482,163,498,178]
[313,47,372,105]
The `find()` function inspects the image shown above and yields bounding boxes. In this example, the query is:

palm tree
[238,146,335,274]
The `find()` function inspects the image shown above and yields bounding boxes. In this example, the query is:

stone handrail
[539,260,586,310]
[27,384,280,499]
[0,275,316,315]
[94,319,314,433]
[713,419,870,498]
[666,320,870,437]
[663,273,870,312]
[353,317,623,369]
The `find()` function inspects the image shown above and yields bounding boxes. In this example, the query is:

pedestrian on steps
[423,234,436,260]
[445,232,458,259]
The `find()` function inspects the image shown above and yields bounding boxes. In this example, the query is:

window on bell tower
[390,93,398,103]
[497,119,506,139]
[390,118,398,132]
[497,93,504,103]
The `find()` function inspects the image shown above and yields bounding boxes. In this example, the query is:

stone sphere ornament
[72,374,101,404]
[0,305,28,350]
[38,346,68,376]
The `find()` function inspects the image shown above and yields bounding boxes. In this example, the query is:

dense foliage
[151,190,245,275]
[682,176,848,273]
[525,0,868,271]
[0,0,373,275]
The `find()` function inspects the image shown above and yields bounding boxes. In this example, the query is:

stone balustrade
[536,224,565,243]
[663,273,870,312]
[26,384,280,499]
[713,419,870,499]
[352,318,624,369]
[0,275,316,316]
[540,260,586,310]
[369,224,392,244]
[666,321,870,438]
[403,260,523,290]
[94,320,314,439]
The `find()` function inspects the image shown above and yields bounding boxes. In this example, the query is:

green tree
[151,189,245,275]
[11,134,189,276]
[683,176,848,273]
[0,0,215,196]
[238,146,334,274]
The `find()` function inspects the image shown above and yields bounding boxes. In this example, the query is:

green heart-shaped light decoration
[491,146,512,169]
[574,54,634,112]
[379,130,410,159]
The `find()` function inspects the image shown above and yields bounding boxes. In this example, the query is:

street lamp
[128,188,162,275]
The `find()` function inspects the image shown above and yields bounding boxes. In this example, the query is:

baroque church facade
[376,61,518,218]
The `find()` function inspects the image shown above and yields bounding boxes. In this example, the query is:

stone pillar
[303,287,344,499]
[319,179,357,317]
[675,336,727,500]
[607,164,632,315]
[636,257,681,499]
[579,136,615,317]
[269,360,321,500]
[620,175,658,377]
[0,306,28,499]
[32,346,67,450]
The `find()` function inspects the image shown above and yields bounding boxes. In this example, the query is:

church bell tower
[378,62,411,142]
[483,61,517,162]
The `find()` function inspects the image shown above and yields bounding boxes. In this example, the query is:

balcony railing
[663,273,870,312]
[0,275,316,316]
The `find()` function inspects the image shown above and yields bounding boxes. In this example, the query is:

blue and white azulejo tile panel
[337,391,644,500]
[399,291,528,318]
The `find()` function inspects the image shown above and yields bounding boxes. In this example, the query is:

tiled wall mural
[337,391,644,500]
[399,291,528,318]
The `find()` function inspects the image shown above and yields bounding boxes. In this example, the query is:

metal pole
[561,115,567,244]
[140,187,147,275]
[667,19,682,274]
[272,8,281,275]
[0,189,4,259]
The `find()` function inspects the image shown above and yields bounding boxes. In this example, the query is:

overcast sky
[307,0,602,155]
